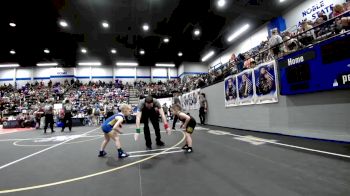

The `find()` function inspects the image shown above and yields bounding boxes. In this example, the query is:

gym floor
[0,123,349,196]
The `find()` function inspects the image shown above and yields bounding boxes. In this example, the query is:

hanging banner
[254,61,279,104]
[224,76,238,107]
[193,89,201,110]
[180,89,201,111]
[237,69,255,105]
[183,92,191,111]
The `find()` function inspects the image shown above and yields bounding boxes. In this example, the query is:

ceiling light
[155,63,175,67]
[36,62,58,67]
[163,38,169,43]
[142,24,150,31]
[178,52,183,57]
[217,0,226,7]
[78,62,101,66]
[10,50,16,55]
[44,49,50,54]
[194,29,201,36]
[0,64,20,68]
[140,50,145,55]
[116,62,138,66]
[59,20,68,27]
[9,22,16,27]
[81,48,87,53]
[111,49,117,54]
[201,51,215,62]
[102,21,109,28]
[227,24,250,42]
[280,0,285,2]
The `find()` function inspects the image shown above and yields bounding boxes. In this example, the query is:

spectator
[268,28,283,58]
[198,93,208,125]
[331,4,345,18]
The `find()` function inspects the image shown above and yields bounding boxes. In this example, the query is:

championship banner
[237,69,255,105]
[193,89,201,110]
[253,61,279,104]
[224,76,238,107]
[181,89,201,110]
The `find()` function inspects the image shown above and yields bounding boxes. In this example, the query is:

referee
[135,96,170,150]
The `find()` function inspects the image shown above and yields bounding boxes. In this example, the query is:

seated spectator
[317,12,328,22]
[298,20,315,46]
[243,55,256,70]
[283,36,302,53]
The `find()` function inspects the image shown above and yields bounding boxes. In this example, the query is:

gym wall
[189,81,350,142]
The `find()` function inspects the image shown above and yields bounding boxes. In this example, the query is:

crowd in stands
[134,79,181,98]
[0,79,130,127]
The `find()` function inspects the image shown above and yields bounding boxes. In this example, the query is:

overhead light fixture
[227,24,250,42]
[280,0,286,2]
[102,21,109,28]
[81,48,87,53]
[178,52,183,57]
[217,0,226,7]
[194,29,201,36]
[10,50,16,55]
[142,24,150,31]
[0,64,20,68]
[201,50,215,62]
[163,38,169,43]
[140,49,145,55]
[44,49,50,54]
[155,63,175,67]
[9,22,16,27]
[59,20,68,27]
[111,49,117,54]
[36,62,58,67]
[116,62,138,66]
[78,62,101,66]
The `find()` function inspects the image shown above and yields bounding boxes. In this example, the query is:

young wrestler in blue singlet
[98,104,132,158]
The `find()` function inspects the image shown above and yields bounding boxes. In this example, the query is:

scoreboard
[278,32,350,95]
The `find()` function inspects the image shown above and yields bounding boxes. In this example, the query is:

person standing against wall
[199,93,208,125]
[61,99,73,132]
[44,99,55,134]
[135,96,170,150]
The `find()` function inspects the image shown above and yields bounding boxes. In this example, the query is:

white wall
[189,81,350,142]
[178,62,208,78]
[114,67,136,83]
[136,66,151,82]
[1,66,180,86]
[178,64,185,79]
[283,0,344,28]
[75,67,91,83]
[91,66,113,82]
[16,68,32,87]
[209,24,269,69]
[151,67,168,82]
[169,67,178,79]
[49,67,75,84]
[0,68,15,86]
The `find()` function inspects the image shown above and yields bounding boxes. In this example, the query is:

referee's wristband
[136,128,141,133]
